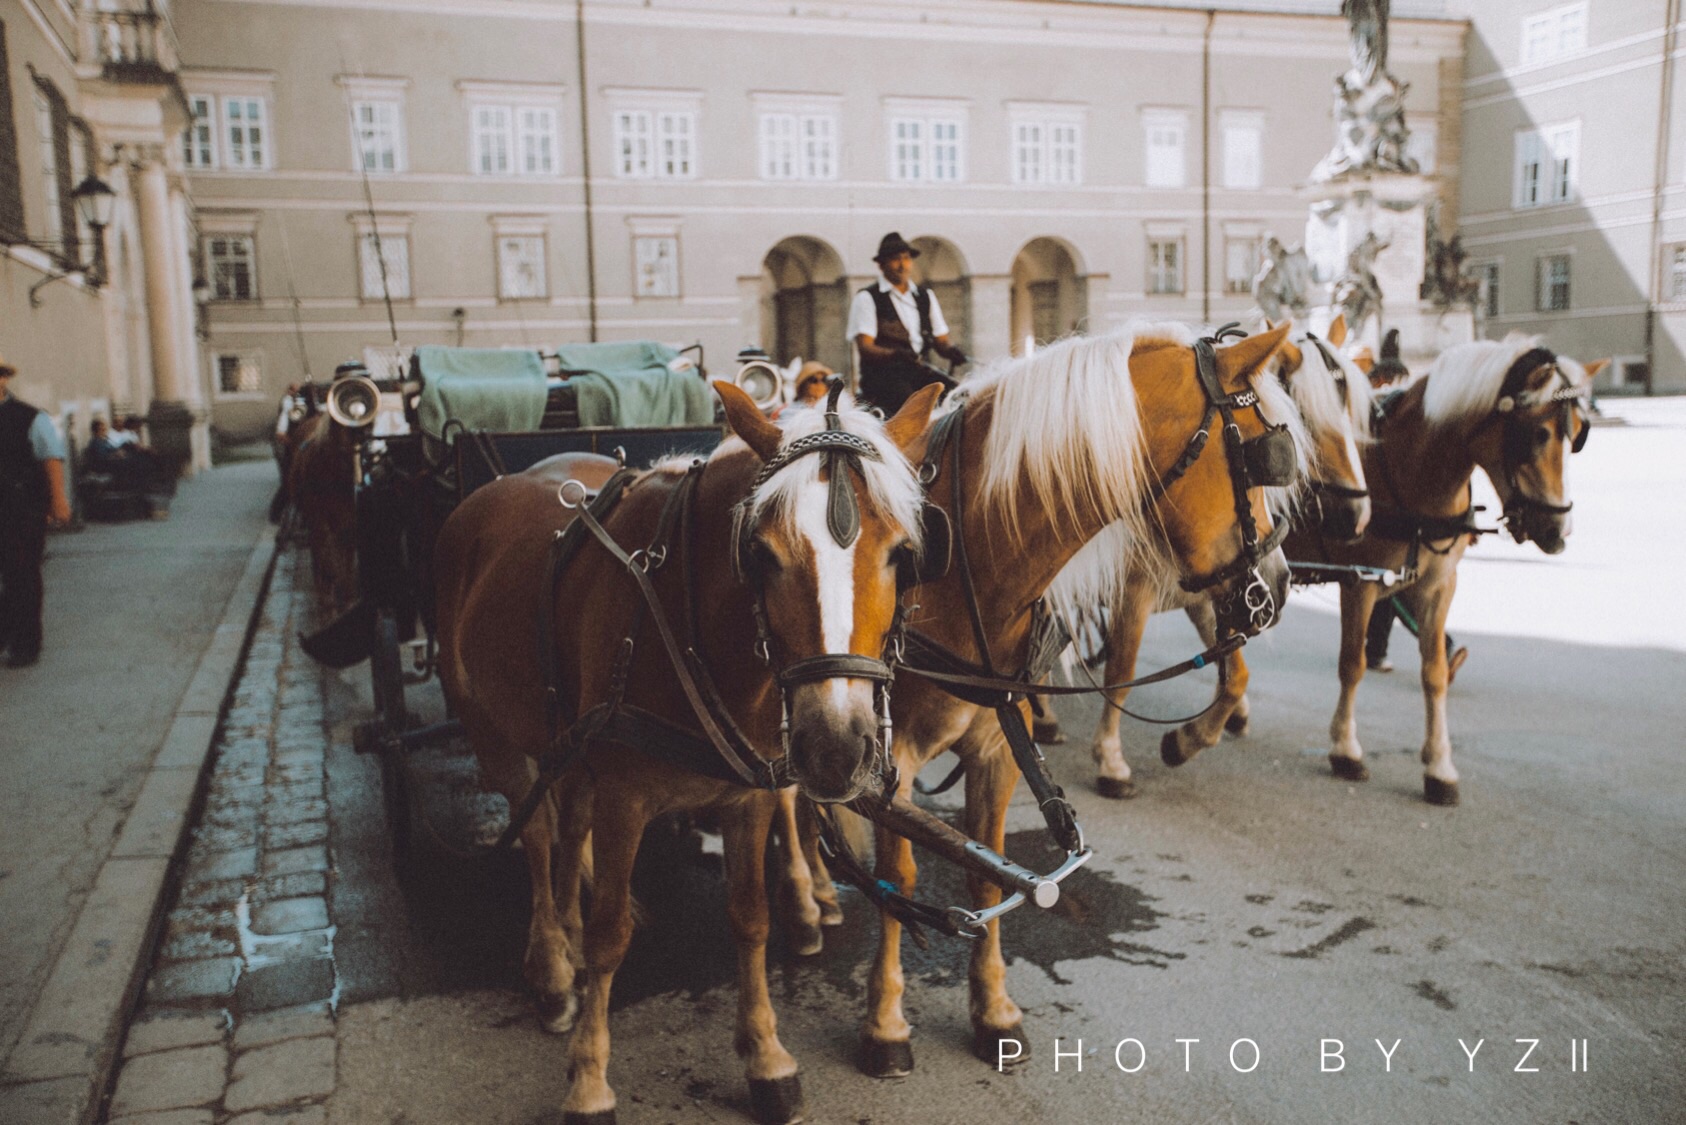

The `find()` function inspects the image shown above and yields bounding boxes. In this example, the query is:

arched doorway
[1009,237,1087,356]
[760,236,849,374]
[909,235,971,359]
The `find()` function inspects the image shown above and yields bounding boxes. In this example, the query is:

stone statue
[1253,236,1313,323]
[1311,0,1419,182]
[1332,232,1389,335]
[1420,204,1481,309]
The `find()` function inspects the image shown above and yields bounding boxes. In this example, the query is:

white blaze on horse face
[793,480,863,712]
[1343,419,1367,492]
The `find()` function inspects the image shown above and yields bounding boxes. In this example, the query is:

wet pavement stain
[1412,979,1457,1010]
[1280,917,1377,960]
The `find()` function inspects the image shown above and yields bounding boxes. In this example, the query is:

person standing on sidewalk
[0,356,73,668]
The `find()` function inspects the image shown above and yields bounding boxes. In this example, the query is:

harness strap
[902,630,1245,701]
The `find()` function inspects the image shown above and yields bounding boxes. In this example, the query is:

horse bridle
[1481,346,1589,535]
[1149,324,1298,635]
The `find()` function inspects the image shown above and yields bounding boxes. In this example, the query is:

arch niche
[909,235,972,358]
[1009,237,1088,356]
[760,236,849,374]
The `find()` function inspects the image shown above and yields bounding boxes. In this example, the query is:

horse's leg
[561,785,646,1125]
[724,795,806,1125]
[795,795,843,927]
[1092,581,1153,799]
[1190,596,1251,735]
[1161,599,1249,767]
[1402,573,1460,806]
[772,787,825,956]
[552,780,595,975]
[1329,581,1381,781]
[962,732,1028,1065]
[860,768,919,1077]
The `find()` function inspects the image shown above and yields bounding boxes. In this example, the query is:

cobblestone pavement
[106,550,339,1124]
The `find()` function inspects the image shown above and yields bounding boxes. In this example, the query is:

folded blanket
[553,342,714,427]
[414,346,548,440]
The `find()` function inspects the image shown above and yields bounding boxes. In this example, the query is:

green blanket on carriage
[414,346,548,440]
[553,341,714,427]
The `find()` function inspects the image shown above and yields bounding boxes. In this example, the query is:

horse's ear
[1583,358,1610,381]
[1214,321,1291,390]
[883,382,945,456]
[1327,312,1348,347]
[714,381,783,463]
[1350,348,1376,375]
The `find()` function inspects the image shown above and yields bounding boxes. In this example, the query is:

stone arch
[760,236,849,374]
[1009,236,1088,356]
[909,235,972,357]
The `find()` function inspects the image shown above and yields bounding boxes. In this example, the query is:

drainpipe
[576,0,599,341]
[1202,9,1214,324]
[1644,0,1679,395]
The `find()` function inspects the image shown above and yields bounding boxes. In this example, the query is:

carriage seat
[552,341,714,428]
[414,346,549,441]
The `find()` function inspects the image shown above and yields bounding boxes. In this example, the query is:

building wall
[1456,0,1685,392]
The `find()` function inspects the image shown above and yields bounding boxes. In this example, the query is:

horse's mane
[721,397,926,549]
[1289,328,1375,446]
[1416,334,1590,430]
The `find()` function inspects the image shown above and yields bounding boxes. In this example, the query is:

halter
[1481,347,1589,533]
[1150,324,1297,635]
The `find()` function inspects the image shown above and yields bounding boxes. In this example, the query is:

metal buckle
[557,478,590,509]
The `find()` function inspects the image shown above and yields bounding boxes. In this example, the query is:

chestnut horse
[851,321,1299,1076]
[1054,315,1375,797]
[434,382,942,1125]
[1284,336,1599,805]
[283,411,359,613]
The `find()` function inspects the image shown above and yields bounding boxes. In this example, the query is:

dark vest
[0,395,49,519]
[861,284,934,369]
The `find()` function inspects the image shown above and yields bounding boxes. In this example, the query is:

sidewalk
[0,461,278,1122]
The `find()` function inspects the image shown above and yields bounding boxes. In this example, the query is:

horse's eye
[1534,425,1554,447]
[750,539,782,573]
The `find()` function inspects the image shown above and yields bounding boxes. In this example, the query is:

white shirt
[846,279,949,356]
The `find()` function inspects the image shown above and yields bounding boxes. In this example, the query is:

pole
[576,0,600,341]
[1644,0,1679,396]
[339,50,399,345]
[1201,9,1214,324]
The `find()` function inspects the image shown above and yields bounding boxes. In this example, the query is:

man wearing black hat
[0,356,73,667]
[847,232,969,414]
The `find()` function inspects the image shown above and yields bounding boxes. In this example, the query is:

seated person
[86,418,126,468]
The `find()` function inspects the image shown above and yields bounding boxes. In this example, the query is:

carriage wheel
[370,609,412,856]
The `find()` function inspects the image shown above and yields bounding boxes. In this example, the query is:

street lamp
[193,275,212,340]
[29,175,117,306]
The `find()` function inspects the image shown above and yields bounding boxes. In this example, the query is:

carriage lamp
[28,176,117,306]
[193,275,212,340]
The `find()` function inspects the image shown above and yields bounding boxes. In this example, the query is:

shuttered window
[0,21,25,239]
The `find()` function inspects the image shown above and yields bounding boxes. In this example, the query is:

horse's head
[1136,323,1300,636]
[1466,348,1601,555]
[1276,314,1372,543]
[715,379,944,803]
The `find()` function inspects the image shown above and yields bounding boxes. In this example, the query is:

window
[634,234,679,298]
[1514,123,1578,208]
[358,231,410,300]
[1143,110,1188,189]
[185,95,216,168]
[1670,245,1686,301]
[613,109,694,179]
[759,113,837,181]
[497,234,546,299]
[223,97,268,170]
[353,100,403,173]
[1225,236,1261,295]
[215,353,263,396]
[1221,112,1263,190]
[1536,253,1570,312]
[33,88,60,246]
[68,122,90,256]
[205,235,256,300]
[0,21,24,238]
[1521,3,1587,66]
[1477,261,1501,318]
[1148,236,1184,295]
[471,104,558,176]
[1010,108,1083,186]
[889,110,966,183]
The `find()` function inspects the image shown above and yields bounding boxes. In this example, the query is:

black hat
[873,232,921,263]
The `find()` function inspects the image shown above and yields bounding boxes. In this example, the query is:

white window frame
[352,214,413,302]
[1521,3,1588,66]
[1142,108,1189,189]
[1475,259,1501,318]
[1668,244,1686,302]
[1535,251,1571,312]
[33,89,61,245]
[884,97,968,185]
[1514,121,1578,209]
[1220,110,1264,191]
[459,83,564,178]
[754,96,840,182]
[605,89,703,181]
[1008,102,1085,187]
[492,217,548,300]
[213,352,265,399]
[185,94,217,169]
[338,76,410,175]
[203,232,257,301]
[180,74,278,174]
[1224,234,1261,295]
[627,216,681,299]
[1146,229,1186,295]
[221,96,269,171]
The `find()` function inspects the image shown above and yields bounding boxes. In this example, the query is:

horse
[1283,336,1600,805]
[1052,314,1375,798]
[434,380,944,1125]
[849,321,1301,1076]
[283,410,360,614]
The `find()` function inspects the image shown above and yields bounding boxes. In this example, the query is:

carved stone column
[134,152,192,468]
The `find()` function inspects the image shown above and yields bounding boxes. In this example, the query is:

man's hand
[44,459,72,526]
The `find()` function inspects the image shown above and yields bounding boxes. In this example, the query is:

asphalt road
[316,402,1685,1125]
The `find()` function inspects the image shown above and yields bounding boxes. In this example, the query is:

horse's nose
[786,680,880,804]
[1322,497,1370,543]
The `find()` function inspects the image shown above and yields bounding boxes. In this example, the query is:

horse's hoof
[1160,731,1190,768]
[1095,776,1136,800]
[789,922,824,957]
[857,1037,914,1078]
[974,1025,1029,1066]
[1032,720,1067,745]
[1224,711,1250,736]
[818,901,845,927]
[1424,777,1460,807]
[748,1074,806,1125]
[538,990,579,1034]
[563,1112,616,1125]
[1329,755,1370,782]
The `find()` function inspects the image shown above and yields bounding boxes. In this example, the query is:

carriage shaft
[847,794,1061,909]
